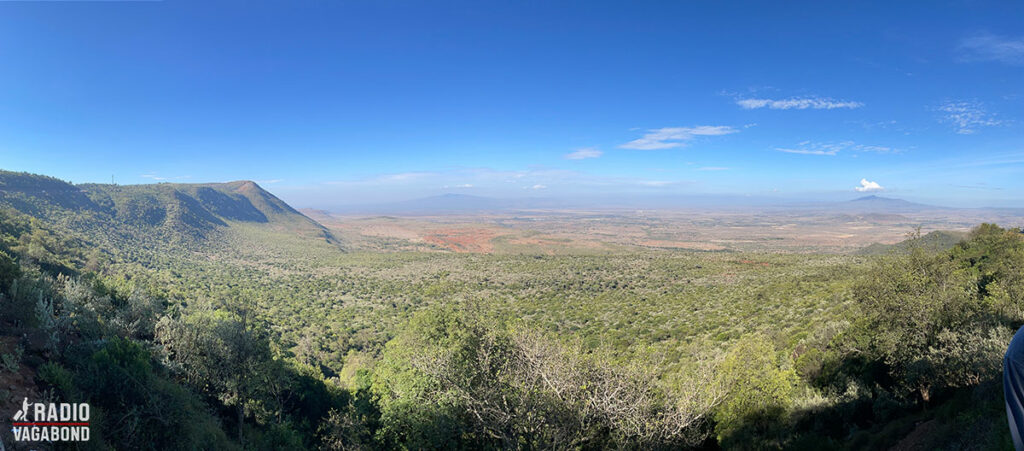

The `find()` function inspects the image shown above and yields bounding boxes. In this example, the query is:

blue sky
[0,1,1022,207]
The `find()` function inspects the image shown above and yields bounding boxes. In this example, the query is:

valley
[310,199,1024,254]
[1,170,1022,449]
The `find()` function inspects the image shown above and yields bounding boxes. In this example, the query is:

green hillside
[0,170,338,250]
[858,230,968,255]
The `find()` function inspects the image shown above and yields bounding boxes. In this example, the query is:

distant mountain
[840,195,942,213]
[0,170,337,247]
[336,193,570,214]
[397,193,502,212]
[329,193,965,215]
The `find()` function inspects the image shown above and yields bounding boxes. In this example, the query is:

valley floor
[308,207,1024,254]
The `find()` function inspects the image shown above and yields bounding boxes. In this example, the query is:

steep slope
[0,170,339,251]
[0,171,102,215]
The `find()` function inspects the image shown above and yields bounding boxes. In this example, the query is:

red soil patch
[640,240,726,251]
[423,228,497,253]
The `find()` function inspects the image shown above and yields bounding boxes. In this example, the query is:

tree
[0,249,19,292]
[372,305,723,449]
[713,334,797,447]
[837,225,1024,403]
[156,308,274,446]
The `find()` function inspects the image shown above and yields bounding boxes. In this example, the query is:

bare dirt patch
[640,240,727,251]
[423,228,499,253]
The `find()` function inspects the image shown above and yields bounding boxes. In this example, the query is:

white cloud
[620,125,738,150]
[325,171,438,185]
[317,167,700,197]
[775,141,847,156]
[736,97,863,110]
[776,141,899,156]
[856,145,892,153]
[380,172,437,182]
[564,147,603,160]
[698,166,729,171]
[637,180,676,187]
[957,33,1024,65]
[938,100,1003,134]
[776,148,837,156]
[854,179,884,192]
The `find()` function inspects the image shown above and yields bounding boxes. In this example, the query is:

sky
[0,1,1022,208]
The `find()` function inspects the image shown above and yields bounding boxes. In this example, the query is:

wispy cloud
[256,179,283,184]
[325,171,438,185]
[698,166,729,171]
[776,148,838,156]
[141,173,191,181]
[637,180,677,187]
[564,147,603,160]
[937,100,1003,134]
[620,125,738,150]
[957,33,1024,65]
[856,145,894,153]
[776,141,900,156]
[316,167,702,199]
[854,179,884,192]
[736,96,863,110]
[953,182,1003,191]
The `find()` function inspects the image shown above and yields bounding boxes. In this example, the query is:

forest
[0,171,1022,449]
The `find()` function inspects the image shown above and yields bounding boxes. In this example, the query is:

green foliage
[833,225,1021,402]
[0,248,19,292]
[858,230,967,256]
[319,403,376,451]
[714,334,798,447]
[3,266,58,327]
[373,305,721,449]
[156,309,276,443]
[37,361,75,396]
[64,337,237,450]
[787,224,1024,448]
[1,345,22,373]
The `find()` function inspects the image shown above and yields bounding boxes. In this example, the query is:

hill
[0,170,338,249]
[858,230,968,255]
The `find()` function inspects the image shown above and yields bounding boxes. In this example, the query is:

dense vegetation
[1,170,1023,449]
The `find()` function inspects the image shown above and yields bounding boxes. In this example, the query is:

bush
[73,337,237,450]
[0,249,19,292]
[373,305,721,449]
[37,362,74,397]
[714,334,797,447]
